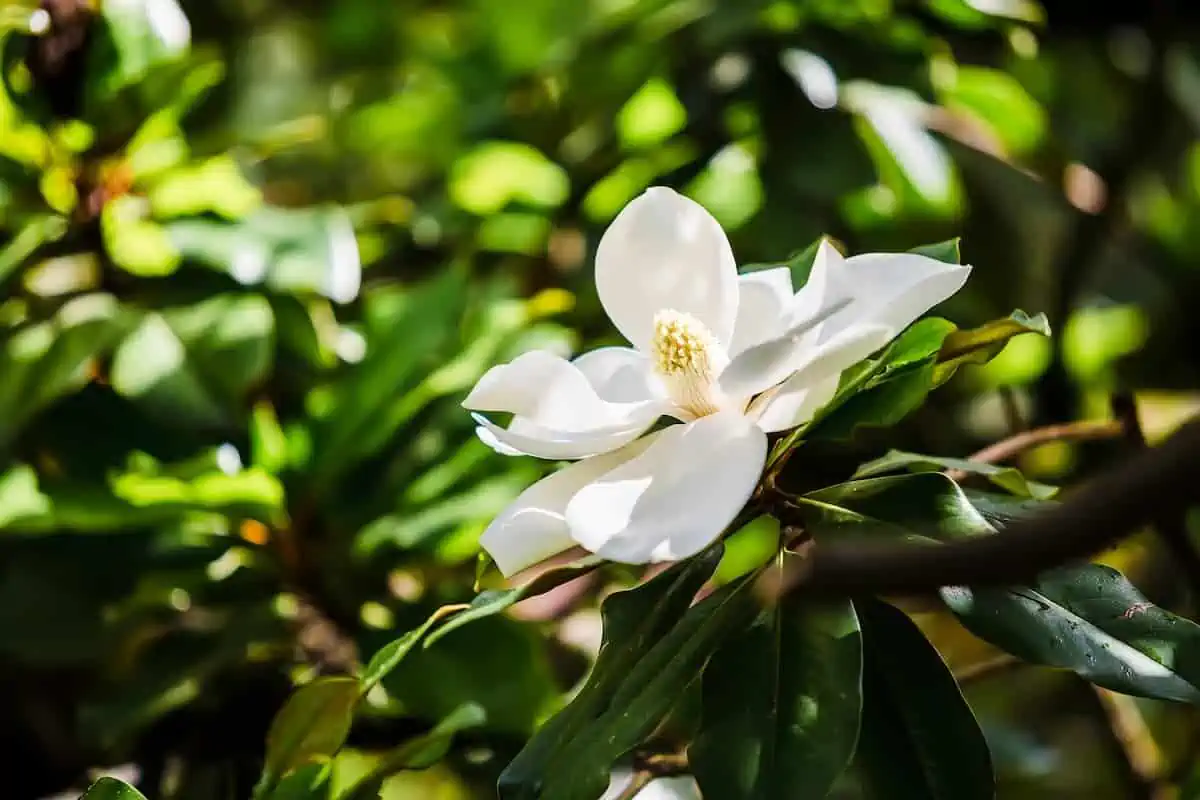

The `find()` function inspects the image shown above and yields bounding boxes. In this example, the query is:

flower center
[650,309,729,419]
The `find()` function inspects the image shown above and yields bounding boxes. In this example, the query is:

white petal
[595,187,738,352]
[728,267,793,356]
[480,438,654,576]
[836,251,971,337]
[565,411,766,564]
[465,349,664,459]
[716,295,856,401]
[751,373,839,433]
[474,413,658,460]
[572,347,664,403]
[791,241,970,343]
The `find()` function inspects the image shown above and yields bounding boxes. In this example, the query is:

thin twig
[757,414,1200,599]
[1112,391,1200,607]
[945,419,1123,480]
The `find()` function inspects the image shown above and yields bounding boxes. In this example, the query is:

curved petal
[480,437,655,576]
[474,413,660,460]
[572,347,664,403]
[750,373,839,433]
[595,187,738,352]
[465,349,664,458]
[565,411,767,564]
[790,240,970,344]
[728,267,793,356]
[716,295,856,401]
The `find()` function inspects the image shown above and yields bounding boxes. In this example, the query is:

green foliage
[0,0,1197,798]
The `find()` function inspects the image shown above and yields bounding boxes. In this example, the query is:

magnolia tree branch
[758,414,1200,600]
[1111,392,1200,606]
[945,418,1123,480]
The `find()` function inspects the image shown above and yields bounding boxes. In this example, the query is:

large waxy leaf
[80,778,149,800]
[497,546,725,799]
[855,599,994,799]
[260,677,361,789]
[943,563,1200,704]
[691,593,862,800]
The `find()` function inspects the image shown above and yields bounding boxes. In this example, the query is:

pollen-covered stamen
[651,309,729,419]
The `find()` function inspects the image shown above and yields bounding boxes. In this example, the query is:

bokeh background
[3,0,1200,797]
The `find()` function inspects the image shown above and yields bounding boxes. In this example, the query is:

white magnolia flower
[464,187,970,576]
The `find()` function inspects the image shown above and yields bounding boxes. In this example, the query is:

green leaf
[0,293,130,448]
[425,557,601,647]
[855,599,994,799]
[266,763,331,800]
[498,546,725,799]
[853,450,1058,499]
[538,576,759,800]
[101,195,182,276]
[360,604,469,694]
[809,360,938,441]
[148,155,262,219]
[802,472,994,543]
[936,310,1051,374]
[0,215,68,284]
[691,595,862,800]
[308,269,466,484]
[166,206,361,303]
[909,238,961,264]
[943,563,1200,703]
[110,295,274,428]
[340,704,487,800]
[80,777,149,800]
[261,677,361,787]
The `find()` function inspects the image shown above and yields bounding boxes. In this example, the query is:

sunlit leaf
[80,777,148,800]
[261,677,361,787]
[853,450,1058,499]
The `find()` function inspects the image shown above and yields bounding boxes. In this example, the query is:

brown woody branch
[759,414,1200,600]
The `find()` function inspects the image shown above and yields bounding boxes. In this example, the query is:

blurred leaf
[449,142,569,215]
[0,214,68,284]
[262,677,361,787]
[498,546,724,798]
[617,77,687,150]
[538,577,758,800]
[80,777,148,800]
[166,206,361,303]
[855,599,994,798]
[309,269,466,485]
[691,596,861,800]
[267,763,331,800]
[426,557,601,646]
[102,195,181,276]
[944,562,1200,703]
[111,295,274,428]
[942,66,1046,155]
[147,154,262,219]
[853,450,1058,499]
[341,704,486,800]
[0,293,129,447]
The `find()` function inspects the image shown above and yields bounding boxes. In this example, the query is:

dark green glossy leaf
[538,576,759,800]
[426,556,601,647]
[943,563,1200,703]
[341,703,486,800]
[691,595,862,800]
[802,472,994,543]
[80,777,149,800]
[262,676,360,785]
[853,450,1058,499]
[265,763,331,800]
[856,599,994,799]
[498,545,724,799]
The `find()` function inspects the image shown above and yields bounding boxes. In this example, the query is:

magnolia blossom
[464,187,970,576]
